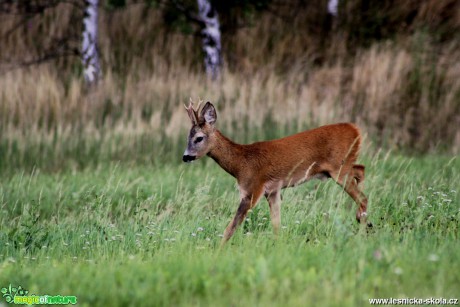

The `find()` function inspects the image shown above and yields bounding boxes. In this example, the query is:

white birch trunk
[328,0,339,16]
[197,0,221,80]
[82,0,101,84]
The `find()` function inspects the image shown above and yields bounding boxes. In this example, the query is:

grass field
[1,2,459,305]
[0,148,458,306]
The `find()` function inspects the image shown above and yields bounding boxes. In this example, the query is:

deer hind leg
[221,186,264,245]
[265,190,281,236]
[352,164,365,187]
[331,166,368,223]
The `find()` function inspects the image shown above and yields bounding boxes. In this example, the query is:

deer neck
[207,130,244,178]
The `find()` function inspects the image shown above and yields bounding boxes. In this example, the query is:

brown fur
[183,101,369,245]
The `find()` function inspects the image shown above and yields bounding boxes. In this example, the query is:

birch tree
[196,0,221,80]
[328,0,339,16]
[82,0,101,84]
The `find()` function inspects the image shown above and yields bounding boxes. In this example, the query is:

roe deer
[183,100,369,244]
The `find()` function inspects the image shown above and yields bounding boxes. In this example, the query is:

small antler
[184,97,201,125]
[196,97,203,112]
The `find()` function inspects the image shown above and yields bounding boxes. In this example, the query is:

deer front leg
[221,186,264,245]
[265,190,281,236]
[221,196,251,244]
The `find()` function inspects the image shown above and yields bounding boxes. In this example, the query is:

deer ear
[201,102,217,125]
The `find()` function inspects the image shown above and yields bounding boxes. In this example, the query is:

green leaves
[106,0,126,10]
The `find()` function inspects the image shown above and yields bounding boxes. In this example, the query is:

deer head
[183,99,217,162]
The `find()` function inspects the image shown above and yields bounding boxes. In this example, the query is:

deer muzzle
[182,155,196,163]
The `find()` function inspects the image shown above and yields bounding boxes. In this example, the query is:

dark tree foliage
[338,0,460,46]
[0,0,85,70]
[155,0,274,35]
[106,0,127,9]
[2,0,458,74]
[213,0,273,33]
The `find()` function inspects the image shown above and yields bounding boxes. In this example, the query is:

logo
[1,284,77,305]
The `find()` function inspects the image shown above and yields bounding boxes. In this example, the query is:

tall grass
[0,153,458,305]
[0,2,459,173]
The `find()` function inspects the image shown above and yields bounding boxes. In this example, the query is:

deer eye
[194,136,204,143]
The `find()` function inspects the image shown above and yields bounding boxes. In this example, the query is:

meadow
[0,147,458,306]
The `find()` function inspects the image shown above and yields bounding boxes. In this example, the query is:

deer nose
[182,155,196,163]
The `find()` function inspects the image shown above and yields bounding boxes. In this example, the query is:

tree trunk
[328,0,339,16]
[82,0,101,84]
[197,0,221,80]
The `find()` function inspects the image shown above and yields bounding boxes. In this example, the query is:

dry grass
[0,1,459,165]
